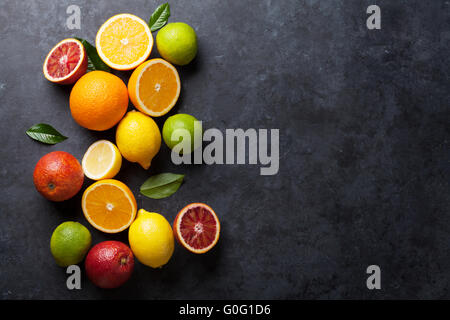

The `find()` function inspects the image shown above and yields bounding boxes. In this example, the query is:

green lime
[50,221,91,267]
[156,22,197,66]
[163,113,201,153]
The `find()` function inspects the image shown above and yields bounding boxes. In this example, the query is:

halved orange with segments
[82,179,137,233]
[96,14,153,70]
[173,203,220,254]
[128,58,181,117]
[43,38,87,84]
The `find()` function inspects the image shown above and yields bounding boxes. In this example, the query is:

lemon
[156,22,198,66]
[128,209,174,268]
[50,221,91,267]
[82,140,122,180]
[116,111,161,170]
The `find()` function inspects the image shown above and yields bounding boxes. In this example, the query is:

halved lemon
[82,179,137,233]
[128,58,181,117]
[96,13,153,70]
[82,140,122,180]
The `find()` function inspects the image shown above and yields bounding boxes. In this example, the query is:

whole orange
[69,71,128,131]
[33,151,84,202]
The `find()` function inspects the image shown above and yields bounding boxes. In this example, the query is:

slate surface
[0,0,449,299]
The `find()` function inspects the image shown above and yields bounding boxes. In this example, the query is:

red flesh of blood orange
[43,38,87,85]
[173,203,220,254]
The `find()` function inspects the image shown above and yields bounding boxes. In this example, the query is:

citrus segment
[82,179,137,233]
[82,140,122,180]
[96,14,153,70]
[128,59,180,117]
[43,38,87,84]
[173,203,220,254]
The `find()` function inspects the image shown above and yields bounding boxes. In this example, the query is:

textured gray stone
[0,0,449,299]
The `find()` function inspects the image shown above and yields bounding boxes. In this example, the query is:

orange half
[43,38,87,84]
[82,179,137,233]
[173,203,220,254]
[96,13,153,70]
[128,59,181,117]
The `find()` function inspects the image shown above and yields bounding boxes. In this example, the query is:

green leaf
[74,38,111,72]
[149,3,170,32]
[140,173,184,199]
[26,123,67,145]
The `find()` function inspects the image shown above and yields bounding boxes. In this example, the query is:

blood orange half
[43,38,87,85]
[173,203,220,254]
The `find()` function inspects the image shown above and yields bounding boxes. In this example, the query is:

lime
[50,221,91,267]
[162,113,201,153]
[156,22,197,66]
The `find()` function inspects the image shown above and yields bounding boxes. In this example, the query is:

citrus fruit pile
[35,7,220,289]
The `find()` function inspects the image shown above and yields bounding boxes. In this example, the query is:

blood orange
[173,203,220,254]
[85,241,134,289]
[33,151,84,202]
[43,38,87,85]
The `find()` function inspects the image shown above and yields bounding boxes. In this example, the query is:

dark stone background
[0,0,449,299]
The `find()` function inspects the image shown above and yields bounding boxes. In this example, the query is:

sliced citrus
[82,140,122,180]
[173,203,220,254]
[96,14,153,70]
[82,179,137,233]
[128,59,181,117]
[43,38,87,84]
